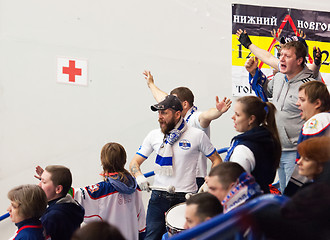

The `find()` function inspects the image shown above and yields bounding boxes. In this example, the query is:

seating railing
[0,148,231,224]
[169,194,288,240]
[0,212,9,222]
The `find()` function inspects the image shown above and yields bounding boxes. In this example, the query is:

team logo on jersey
[179,139,191,150]
[306,118,318,129]
[88,184,100,193]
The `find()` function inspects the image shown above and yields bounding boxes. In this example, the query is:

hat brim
[151,104,166,111]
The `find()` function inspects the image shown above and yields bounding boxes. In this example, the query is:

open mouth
[159,121,166,129]
[280,63,287,71]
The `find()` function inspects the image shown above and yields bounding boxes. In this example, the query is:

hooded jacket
[264,66,316,151]
[72,173,146,240]
[41,194,84,240]
[228,126,279,193]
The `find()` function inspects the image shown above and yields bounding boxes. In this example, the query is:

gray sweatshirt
[264,66,316,151]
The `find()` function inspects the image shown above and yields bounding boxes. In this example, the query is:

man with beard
[129,95,221,240]
[143,70,231,189]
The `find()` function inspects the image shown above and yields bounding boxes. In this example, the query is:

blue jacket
[41,194,84,240]
[228,126,278,193]
[14,218,44,240]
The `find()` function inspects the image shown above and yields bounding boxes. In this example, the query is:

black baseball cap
[151,95,183,112]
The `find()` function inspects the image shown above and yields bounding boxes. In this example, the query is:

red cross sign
[62,60,82,82]
[57,57,88,86]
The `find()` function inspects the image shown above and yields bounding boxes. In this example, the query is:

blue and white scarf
[155,118,187,176]
[248,68,268,102]
[185,106,197,123]
[224,139,241,162]
[222,172,262,213]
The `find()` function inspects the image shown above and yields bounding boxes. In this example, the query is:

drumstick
[149,185,176,194]
[185,193,198,200]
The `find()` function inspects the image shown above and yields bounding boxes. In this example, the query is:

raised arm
[245,57,270,101]
[198,97,232,128]
[310,46,322,78]
[143,70,168,103]
[296,30,321,78]
[34,165,44,180]
[296,29,322,78]
[295,29,321,78]
[245,56,259,77]
[236,29,280,71]
[270,28,282,43]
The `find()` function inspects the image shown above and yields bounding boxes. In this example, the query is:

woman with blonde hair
[7,184,47,240]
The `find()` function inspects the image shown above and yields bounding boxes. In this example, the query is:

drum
[165,202,187,236]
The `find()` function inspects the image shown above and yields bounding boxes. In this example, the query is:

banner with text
[232,4,330,96]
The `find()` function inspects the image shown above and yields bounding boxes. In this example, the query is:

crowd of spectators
[4,27,330,240]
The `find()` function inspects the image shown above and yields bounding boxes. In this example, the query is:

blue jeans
[278,151,296,193]
[145,190,186,240]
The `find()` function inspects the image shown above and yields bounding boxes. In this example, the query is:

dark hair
[45,165,72,196]
[209,162,245,189]
[281,41,307,67]
[299,81,330,112]
[186,192,223,220]
[71,221,126,240]
[237,96,281,168]
[101,142,131,183]
[170,87,194,107]
[297,137,330,164]
[8,184,47,219]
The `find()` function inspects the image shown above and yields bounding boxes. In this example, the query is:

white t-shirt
[229,145,256,173]
[184,107,210,178]
[137,126,216,193]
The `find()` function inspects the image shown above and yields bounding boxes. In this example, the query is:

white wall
[1,0,329,238]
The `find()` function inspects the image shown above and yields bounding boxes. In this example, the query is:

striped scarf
[224,139,241,162]
[222,172,262,213]
[155,118,187,176]
[185,106,197,123]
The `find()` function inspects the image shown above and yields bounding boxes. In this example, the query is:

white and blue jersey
[72,174,146,240]
[296,112,330,160]
[137,125,216,193]
[184,107,210,178]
